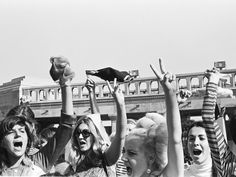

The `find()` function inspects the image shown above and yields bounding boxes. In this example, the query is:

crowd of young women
[0,56,235,177]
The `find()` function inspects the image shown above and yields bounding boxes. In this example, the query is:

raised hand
[85,77,96,93]
[49,56,75,86]
[205,67,231,84]
[150,58,177,92]
[49,56,70,81]
[150,58,184,177]
[106,78,125,105]
[177,89,192,104]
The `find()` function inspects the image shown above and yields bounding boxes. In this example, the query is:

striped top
[116,158,128,176]
[202,82,236,177]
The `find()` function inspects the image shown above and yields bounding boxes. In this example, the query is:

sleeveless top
[0,157,45,176]
[68,152,116,177]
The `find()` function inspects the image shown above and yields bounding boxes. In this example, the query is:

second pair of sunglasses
[76,129,92,138]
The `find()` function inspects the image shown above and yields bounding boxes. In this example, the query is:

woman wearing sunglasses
[68,78,127,177]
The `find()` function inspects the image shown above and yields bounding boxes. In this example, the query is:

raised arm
[85,76,100,114]
[104,78,127,165]
[32,56,76,172]
[150,58,184,177]
[202,68,236,176]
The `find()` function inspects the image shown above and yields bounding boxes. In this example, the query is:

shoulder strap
[101,154,109,177]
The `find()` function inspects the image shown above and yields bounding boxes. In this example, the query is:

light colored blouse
[184,157,212,177]
[1,157,45,177]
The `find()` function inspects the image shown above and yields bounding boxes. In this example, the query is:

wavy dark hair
[6,103,37,128]
[6,103,39,146]
[186,121,206,163]
[71,116,108,172]
[0,115,35,170]
[186,121,217,176]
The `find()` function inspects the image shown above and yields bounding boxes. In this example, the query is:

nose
[14,130,21,137]
[78,132,84,139]
[193,137,200,145]
[121,153,128,162]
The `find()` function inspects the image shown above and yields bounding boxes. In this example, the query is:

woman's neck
[194,156,212,169]
[6,154,25,168]
[141,167,162,177]
[190,156,213,176]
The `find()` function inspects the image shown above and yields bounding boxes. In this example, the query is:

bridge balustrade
[22,69,236,103]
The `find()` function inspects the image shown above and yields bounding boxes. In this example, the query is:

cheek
[187,142,190,149]
[132,157,148,175]
[187,143,193,154]
[87,136,94,145]
[133,154,147,166]
[2,136,13,149]
[202,141,210,151]
[22,133,29,142]
[19,133,29,149]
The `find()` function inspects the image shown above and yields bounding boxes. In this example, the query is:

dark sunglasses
[76,129,92,138]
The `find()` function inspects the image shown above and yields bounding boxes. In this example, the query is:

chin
[193,157,203,165]
[12,152,25,158]
[80,147,89,152]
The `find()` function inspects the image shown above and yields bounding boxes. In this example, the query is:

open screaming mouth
[193,149,202,155]
[126,166,132,176]
[14,142,23,148]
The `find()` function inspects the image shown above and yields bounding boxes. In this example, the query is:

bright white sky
[1,0,236,85]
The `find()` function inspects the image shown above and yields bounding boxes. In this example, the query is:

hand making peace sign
[150,58,177,92]
[106,78,125,105]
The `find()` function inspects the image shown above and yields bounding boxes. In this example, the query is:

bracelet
[60,84,71,88]
[59,80,71,88]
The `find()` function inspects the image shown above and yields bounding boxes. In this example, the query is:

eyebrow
[13,126,26,131]
[127,148,137,152]
[189,134,206,138]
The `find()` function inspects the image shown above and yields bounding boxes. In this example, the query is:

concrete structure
[0,68,236,135]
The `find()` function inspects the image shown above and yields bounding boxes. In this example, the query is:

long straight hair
[71,116,108,172]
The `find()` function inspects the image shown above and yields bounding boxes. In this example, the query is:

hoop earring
[146,168,151,174]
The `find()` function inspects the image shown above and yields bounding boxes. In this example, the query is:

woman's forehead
[126,135,143,145]
[188,126,206,135]
[77,123,89,129]
[12,124,26,129]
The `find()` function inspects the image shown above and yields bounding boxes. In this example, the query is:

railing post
[54,88,58,100]
[146,81,151,94]
[198,76,204,88]
[35,89,39,102]
[135,82,140,95]
[186,77,191,90]
[78,86,83,99]
[124,83,129,96]
[45,89,48,101]
[98,85,103,98]
[231,73,235,87]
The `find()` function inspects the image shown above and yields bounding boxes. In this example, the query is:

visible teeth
[126,167,132,175]
[193,149,201,155]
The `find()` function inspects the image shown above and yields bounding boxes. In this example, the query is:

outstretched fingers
[107,78,119,94]
[106,80,114,93]
[159,58,167,74]
[150,58,169,82]
[150,64,163,81]
[205,67,232,81]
